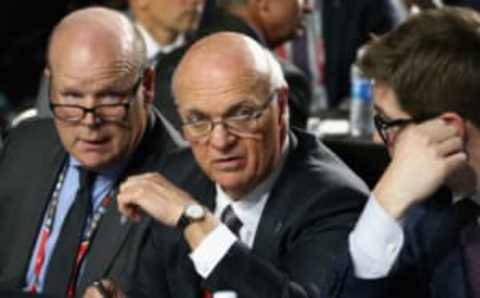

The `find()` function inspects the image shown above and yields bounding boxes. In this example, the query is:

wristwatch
[177,204,206,230]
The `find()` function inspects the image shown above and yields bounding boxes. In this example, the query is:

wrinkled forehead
[50,36,140,88]
[51,56,139,94]
[175,65,271,115]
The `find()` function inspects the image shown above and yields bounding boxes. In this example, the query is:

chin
[215,176,250,195]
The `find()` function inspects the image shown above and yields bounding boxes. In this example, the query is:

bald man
[89,32,368,298]
[0,7,180,297]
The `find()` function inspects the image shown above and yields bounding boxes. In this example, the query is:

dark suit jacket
[131,129,369,298]
[326,189,474,298]
[322,0,395,107]
[0,109,179,297]
[153,8,312,131]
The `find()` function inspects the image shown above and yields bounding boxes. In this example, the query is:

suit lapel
[3,145,66,287]
[425,193,471,298]
[453,198,478,298]
[78,113,174,292]
[252,133,299,263]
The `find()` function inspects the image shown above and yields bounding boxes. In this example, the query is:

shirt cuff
[189,224,237,278]
[349,195,404,279]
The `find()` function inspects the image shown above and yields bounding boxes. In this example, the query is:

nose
[302,0,314,14]
[80,97,100,126]
[208,122,236,150]
[81,109,100,126]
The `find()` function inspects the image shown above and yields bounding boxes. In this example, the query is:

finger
[420,118,459,143]
[437,136,464,157]
[93,280,108,297]
[118,194,137,215]
[125,172,159,184]
[119,173,151,190]
[83,286,103,298]
[120,175,162,195]
[444,151,468,174]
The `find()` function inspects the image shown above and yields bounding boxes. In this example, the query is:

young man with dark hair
[329,7,480,298]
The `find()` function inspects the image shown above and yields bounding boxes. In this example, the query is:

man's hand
[374,118,467,219]
[117,173,194,226]
[117,172,220,249]
[83,280,125,298]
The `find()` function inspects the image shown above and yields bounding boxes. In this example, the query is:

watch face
[186,204,205,219]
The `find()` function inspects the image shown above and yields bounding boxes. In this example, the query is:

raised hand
[374,117,467,219]
[117,173,193,226]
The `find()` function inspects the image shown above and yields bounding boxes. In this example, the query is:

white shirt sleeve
[189,224,237,278]
[348,196,405,279]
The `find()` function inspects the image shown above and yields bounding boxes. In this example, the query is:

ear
[277,87,290,125]
[141,66,156,105]
[44,68,51,80]
[440,112,466,140]
[44,68,53,100]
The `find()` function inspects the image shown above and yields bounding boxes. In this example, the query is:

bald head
[47,7,146,75]
[173,32,286,102]
[172,32,289,199]
[46,7,156,171]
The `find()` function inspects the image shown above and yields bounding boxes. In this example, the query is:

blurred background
[1,0,478,140]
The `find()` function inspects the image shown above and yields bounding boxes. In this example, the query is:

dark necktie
[220,205,243,237]
[458,198,480,297]
[44,167,96,296]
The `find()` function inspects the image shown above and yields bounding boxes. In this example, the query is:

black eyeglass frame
[373,114,432,145]
[49,75,143,124]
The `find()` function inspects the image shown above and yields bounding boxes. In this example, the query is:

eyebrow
[183,99,258,117]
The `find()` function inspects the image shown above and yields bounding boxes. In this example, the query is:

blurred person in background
[277,0,397,110]
[152,0,315,133]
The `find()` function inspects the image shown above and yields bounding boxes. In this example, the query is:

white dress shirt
[190,138,290,278]
[135,23,186,62]
[349,193,480,279]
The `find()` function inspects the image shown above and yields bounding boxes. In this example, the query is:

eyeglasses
[374,113,429,145]
[49,76,143,124]
[182,92,278,141]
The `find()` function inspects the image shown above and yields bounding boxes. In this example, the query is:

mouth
[78,137,110,151]
[212,156,245,171]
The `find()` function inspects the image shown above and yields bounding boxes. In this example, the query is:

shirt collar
[214,136,290,218]
[68,156,128,180]
[135,22,186,60]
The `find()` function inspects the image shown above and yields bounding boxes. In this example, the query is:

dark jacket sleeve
[202,186,367,298]
[324,191,462,298]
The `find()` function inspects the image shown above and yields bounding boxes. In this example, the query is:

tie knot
[77,167,96,193]
[220,205,243,236]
